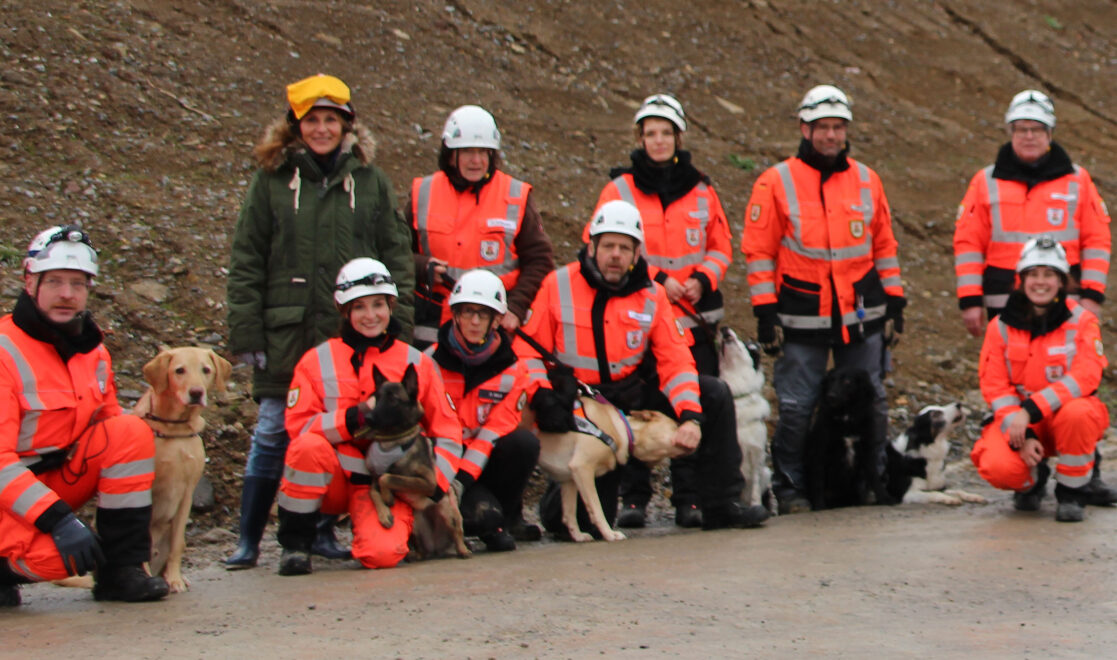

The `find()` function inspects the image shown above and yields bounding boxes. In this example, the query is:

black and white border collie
[888,403,986,505]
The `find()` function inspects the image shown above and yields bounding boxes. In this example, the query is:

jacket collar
[577,245,652,297]
[992,141,1074,189]
[11,291,102,362]
[431,323,518,393]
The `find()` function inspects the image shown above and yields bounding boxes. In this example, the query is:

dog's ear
[209,351,233,393]
[372,365,387,392]
[401,363,419,400]
[909,413,933,450]
[142,351,174,394]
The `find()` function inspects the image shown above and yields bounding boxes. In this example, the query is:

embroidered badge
[685,228,701,246]
[1046,208,1064,226]
[850,219,864,238]
[1096,339,1105,357]
[516,391,527,411]
[955,204,965,222]
[750,204,761,221]
[477,403,493,424]
[287,388,300,408]
[1045,365,1064,381]
[675,319,686,336]
[480,240,500,261]
[626,329,643,349]
[445,392,457,411]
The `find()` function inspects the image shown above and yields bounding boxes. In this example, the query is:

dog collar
[144,412,193,425]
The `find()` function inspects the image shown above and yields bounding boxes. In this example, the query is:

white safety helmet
[1005,89,1055,129]
[1016,235,1069,276]
[334,258,398,306]
[634,93,687,132]
[588,200,644,245]
[24,225,99,277]
[449,269,507,315]
[798,84,853,123]
[441,105,501,150]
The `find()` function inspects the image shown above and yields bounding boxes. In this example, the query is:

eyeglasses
[453,306,495,321]
[39,276,90,291]
[1011,124,1048,136]
[336,273,395,291]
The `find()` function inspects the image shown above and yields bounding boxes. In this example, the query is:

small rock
[131,279,169,302]
[198,526,237,544]
[192,474,215,512]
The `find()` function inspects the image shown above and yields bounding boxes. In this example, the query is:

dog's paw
[947,489,987,504]
[379,513,395,528]
[167,576,189,593]
[569,529,594,542]
[602,529,626,542]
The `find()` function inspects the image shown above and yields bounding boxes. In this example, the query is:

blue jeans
[244,396,291,480]
[771,333,888,499]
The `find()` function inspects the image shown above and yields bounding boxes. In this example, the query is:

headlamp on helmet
[1016,235,1069,276]
[798,85,852,123]
[334,258,397,305]
[634,93,687,132]
[24,225,99,277]
[449,269,507,315]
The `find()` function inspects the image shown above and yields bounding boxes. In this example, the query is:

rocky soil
[0,0,1114,542]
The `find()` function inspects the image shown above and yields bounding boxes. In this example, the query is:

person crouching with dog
[972,236,1117,522]
[426,269,541,552]
[274,258,461,574]
[0,226,169,606]
[516,201,768,534]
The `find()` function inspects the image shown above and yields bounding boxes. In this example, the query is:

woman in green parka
[224,74,415,569]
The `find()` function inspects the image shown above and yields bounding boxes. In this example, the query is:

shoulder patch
[516,391,527,412]
[1096,338,1105,357]
[675,318,686,337]
[955,204,965,222]
[445,392,457,411]
[749,204,762,221]
[287,387,300,409]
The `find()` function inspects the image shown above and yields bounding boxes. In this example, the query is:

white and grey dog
[718,327,775,513]
[891,403,986,505]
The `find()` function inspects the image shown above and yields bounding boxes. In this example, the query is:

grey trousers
[771,332,888,499]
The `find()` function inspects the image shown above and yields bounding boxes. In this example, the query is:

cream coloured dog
[134,347,231,592]
[718,327,774,512]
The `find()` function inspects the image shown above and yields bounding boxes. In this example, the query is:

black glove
[531,388,577,433]
[756,307,783,356]
[885,296,906,347]
[51,513,104,577]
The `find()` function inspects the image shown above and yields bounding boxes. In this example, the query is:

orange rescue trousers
[972,397,1108,492]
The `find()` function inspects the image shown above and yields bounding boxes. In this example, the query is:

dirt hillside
[0,0,1114,532]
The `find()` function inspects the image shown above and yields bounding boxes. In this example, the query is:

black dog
[805,366,897,509]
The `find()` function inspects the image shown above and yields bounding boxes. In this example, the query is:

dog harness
[365,425,421,477]
[572,387,635,457]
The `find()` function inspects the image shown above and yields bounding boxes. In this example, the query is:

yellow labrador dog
[133,347,231,593]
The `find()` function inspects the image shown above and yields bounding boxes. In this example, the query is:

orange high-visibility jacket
[514,260,702,420]
[285,337,462,492]
[411,169,530,301]
[954,166,1111,312]
[742,156,903,344]
[979,300,1106,431]
[0,315,122,527]
[589,174,733,344]
[428,342,530,481]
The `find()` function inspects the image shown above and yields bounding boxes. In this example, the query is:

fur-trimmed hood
[253,117,378,173]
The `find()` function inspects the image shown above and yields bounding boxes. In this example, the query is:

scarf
[610,149,707,209]
[446,322,502,367]
[992,141,1074,190]
[11,290,102,362]
[340,318,397,374]
[796,138,851,181]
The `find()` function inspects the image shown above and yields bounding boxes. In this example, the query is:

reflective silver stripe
[991,395,1019,412]
[317,344,340,412]
[555,267,582,362]
[673,390,700,407]
[780,235,872,262]
[498,373,515,393]
[841,304,887,326]
[554,353,600,371]
[11,558,44,582]
[525,358,546,373]
[17,411,40,453]
[662,372,698,399]
[957,274,983,288]
[779,314,831,329]
[101,458,154,480]
[98,490,152,509]
[880,275,902,288]
[1060,374,1082,398]
[677,308,725,329]
[646,252,705,270]
[0,463,28,491]
[997,319,1013,381]
[0,336,44,409]
[434,448,456,483]
[985,293,1010,310]
[875,256,899,271]
[463,447,489,466]
[748,259,775,274]
[955,251,984,265]
[750,281,776,297]
[283,465,330,488]
[774,162,875,261]
[1065,167,1080,223]
[1059,452,1093,467]
[475,427,500,444]
[986,166,1080,244]
[1038,387,1061,411]
[11,480,51,517]
[414,325,440,343]
[277,491,321,513]
[415,175,435,256]
[854,162,874,224]
[1055,471,1091,488]
[333,453,365,476]
[405,345,424,367]
[1082,248,1110,261]
[1081,268,1107,285]
[612,176,637,206]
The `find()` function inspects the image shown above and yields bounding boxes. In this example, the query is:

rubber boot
[225,476,280,570]
[0,559,28,608]
[311,514,352,560]
[276,508,316,576]
[93,565,170,602]
[616,501,647,529]
[674,497,704,528]
[702,500,770,530]
[1084,450,1117,507]
[1014,461,1050,511]
[1055,483,1089,523]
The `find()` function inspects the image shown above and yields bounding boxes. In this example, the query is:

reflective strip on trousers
[98,490,152,509]
[100,457,154,480]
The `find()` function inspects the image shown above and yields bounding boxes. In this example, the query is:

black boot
[93,564,169,602]
[1055,483,1089,523]
[225,476,279,570]
[1084,450,1117,507]
[616,501,647,529]
[311,514,352,560]
[0,560,28,608]
[508,518,542,542]
[276,508,316,576]
[674,498,704,529]
[1013,461,1050,512]
[702,500,770,530]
